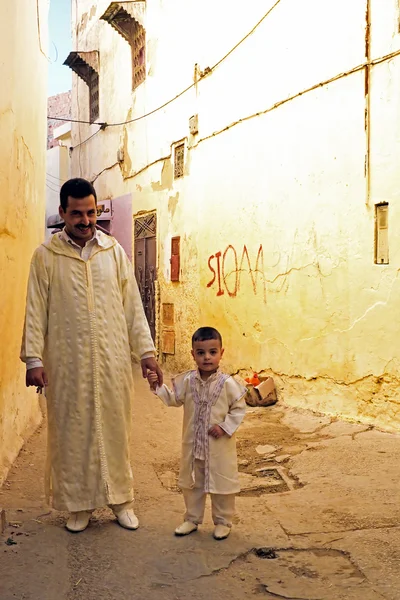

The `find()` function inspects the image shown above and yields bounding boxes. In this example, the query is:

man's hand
[26,367,48,389]
[141,357,163,386]
[208,425,226,439]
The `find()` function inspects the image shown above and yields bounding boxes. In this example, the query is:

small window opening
[174,144,185,179]
[170,236,180,281]
[375,203,389,264]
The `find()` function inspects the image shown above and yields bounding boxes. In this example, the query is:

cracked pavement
[1,367,399,599]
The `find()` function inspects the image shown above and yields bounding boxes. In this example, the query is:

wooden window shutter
[89,71,99,123]
[132,22,146,90]
[170,236,180,281]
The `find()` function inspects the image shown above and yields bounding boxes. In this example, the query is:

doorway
[134,213,157,341]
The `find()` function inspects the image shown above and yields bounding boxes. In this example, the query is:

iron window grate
[174,144,184,179]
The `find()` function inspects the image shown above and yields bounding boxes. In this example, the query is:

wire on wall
[46,172,66,183]
[89,45,400,185]
[48,0,400,183]
[48,116,98,125]
[46,181,60,193]
[47,0,283,126]
[36,0,51,61]
[71,127,104,151]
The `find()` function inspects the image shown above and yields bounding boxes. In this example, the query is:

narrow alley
[3,3,400,598]
[1,367,399,600]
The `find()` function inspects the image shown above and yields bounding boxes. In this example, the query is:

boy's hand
[141,357,163,386]
[209,425,226,439]
[147,370,159,391]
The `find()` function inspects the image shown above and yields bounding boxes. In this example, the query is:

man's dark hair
[60,178,97,212]
[192,327,222,346]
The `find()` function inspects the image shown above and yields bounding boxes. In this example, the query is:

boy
[147,327,247,540]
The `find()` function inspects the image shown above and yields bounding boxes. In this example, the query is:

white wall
[69,0,400,429]
[46,125,71,239]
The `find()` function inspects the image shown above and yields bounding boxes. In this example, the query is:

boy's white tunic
[156,370,247,494]
[20,231,155,512]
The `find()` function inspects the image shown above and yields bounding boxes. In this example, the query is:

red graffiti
[222,245,238,297]
[207,245,266,302]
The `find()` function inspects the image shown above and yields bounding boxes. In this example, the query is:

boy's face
[191,339,224,374]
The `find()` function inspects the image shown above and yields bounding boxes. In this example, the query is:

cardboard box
[245,377,277,407]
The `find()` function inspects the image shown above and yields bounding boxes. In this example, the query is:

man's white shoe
[66,511,91,533]
[115,509,139,530]
[213,524,231,540]
[174,521,198,536]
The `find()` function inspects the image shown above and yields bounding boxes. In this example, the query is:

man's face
[59,194,97,243]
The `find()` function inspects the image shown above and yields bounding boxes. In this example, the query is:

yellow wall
[0,1,48,482]
[71,0,400,429]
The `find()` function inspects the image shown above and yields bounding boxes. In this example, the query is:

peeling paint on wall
[121,127,133,178]
[151,159,173,191]
[168,192,179,218]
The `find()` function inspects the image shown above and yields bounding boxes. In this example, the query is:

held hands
[141,357,163,387]
[147,370,159,391]
[146,371,226,437]
[26,367,48,390]
[208,425,226,439]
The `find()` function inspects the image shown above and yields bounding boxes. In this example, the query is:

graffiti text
[207,244,266,303]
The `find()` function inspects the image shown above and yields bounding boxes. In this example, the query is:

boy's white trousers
[182,459,235,527]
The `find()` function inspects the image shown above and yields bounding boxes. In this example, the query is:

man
[21,178,163,533]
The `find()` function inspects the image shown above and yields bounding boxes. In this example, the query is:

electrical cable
[51,41,59,64]
[71,126,103,151]
[47,0,283,126]
[46,172,66,183]
[47,116,96,125]
[46,181,60,193]
[46,176,60,188]
[36,0,51,61]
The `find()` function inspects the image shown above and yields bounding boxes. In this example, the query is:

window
[101,3,146,91]
[174,144,185,179]
[89,71,99,123]
[375,203,389,264]
[170,236,180,281]
[131,21,146,90]
[64,51,100,123]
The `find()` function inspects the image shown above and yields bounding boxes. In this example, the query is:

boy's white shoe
[213,524,231,540]
[66,511,91,533]
[174,521,198,536]
[115,509,139,530]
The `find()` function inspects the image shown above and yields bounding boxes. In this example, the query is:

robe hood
[42,230,116,259]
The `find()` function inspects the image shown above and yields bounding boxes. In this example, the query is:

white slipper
[115,509,139,530]
[66,511,91,533]
[213,524,231,540]
[175,521,198,536]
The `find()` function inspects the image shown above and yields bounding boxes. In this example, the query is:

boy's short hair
[192,327,222,346]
